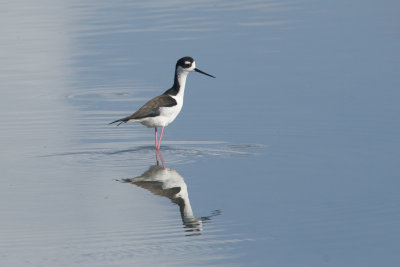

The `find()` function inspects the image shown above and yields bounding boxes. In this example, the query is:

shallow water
[1,0,400,266]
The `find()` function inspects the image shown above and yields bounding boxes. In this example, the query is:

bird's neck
[164,67,188,97]
[177,196,196,223]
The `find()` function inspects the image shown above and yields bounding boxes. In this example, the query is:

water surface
[1,0,400,266]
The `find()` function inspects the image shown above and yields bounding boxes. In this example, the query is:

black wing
[110,94,177,125]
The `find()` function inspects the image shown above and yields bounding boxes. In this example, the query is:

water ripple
[41,142,265,167]
[0,218,250,267]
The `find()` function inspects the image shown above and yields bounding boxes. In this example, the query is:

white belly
[138,103,183,128]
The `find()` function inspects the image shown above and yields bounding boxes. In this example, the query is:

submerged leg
[157,126,165,150]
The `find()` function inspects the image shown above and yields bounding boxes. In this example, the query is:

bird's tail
[109,117,129,126]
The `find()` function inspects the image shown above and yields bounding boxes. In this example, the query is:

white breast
[138,95,184,128]
[158,100,183,125]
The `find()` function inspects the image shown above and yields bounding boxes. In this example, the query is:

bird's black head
[175,56,215,78]
[176,56,195,69]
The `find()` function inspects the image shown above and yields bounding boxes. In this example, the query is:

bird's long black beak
[194,68,215,78]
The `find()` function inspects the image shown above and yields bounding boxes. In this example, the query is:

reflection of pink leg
[155,128,159,163]
[155,127,159,151]
[157,149,166,169]
[157,126,165,150]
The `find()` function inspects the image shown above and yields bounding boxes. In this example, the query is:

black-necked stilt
[110,57,215,150]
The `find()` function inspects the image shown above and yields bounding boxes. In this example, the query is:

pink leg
[157,126,165,150]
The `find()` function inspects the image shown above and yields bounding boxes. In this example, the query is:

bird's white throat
[175,66,190,99]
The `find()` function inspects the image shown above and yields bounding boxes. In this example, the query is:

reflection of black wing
[133,180,182,200]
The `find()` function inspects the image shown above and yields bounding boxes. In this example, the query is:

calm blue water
[1,0,400,266]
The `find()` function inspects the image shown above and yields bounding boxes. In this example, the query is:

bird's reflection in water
[122,152,220,236]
